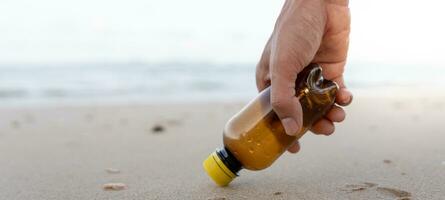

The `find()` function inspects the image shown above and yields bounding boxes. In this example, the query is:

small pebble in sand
[152,124,165,133]
[103,183,127,191]
[105,168,121,174]
[273,192,282,195]
[383,159,392,164]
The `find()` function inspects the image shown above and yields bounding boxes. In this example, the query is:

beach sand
[0,94,444,199]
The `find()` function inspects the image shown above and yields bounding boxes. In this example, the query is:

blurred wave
[0,62,443,103]
[0,62,257,103]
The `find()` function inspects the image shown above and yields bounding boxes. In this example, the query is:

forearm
[325,0,349,6]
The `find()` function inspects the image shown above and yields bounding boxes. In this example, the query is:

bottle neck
[216,147,242,175]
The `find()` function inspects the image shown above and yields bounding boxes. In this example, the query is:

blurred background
[1,0,444,104]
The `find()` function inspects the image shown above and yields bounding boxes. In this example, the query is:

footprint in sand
[207,197,226,200]
[342,182,411,199]
[376,187,412,199]
[342,182,377,192]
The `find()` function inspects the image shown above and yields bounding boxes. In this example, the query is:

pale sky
[349,0,445,66]
[0,0,444,66]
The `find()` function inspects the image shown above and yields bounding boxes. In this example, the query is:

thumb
[270,58,304,136]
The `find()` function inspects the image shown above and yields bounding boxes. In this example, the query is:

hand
[256,0,352,153]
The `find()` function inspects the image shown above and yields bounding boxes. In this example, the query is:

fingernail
[343,94,353,106]
[282,118,299,136]
[339,89,353,106]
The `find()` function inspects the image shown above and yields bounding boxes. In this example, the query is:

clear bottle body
[223,64,338,170]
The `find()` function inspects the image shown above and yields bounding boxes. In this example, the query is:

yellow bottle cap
[203,152,237,186]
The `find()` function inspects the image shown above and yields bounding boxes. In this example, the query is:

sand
[0,94,444,199]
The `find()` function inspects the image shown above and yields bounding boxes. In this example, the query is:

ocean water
[1,0,445,104]
[0,63,255,103]
[0,62,443,104]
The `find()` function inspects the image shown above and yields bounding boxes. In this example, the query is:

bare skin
[256,0,352,153]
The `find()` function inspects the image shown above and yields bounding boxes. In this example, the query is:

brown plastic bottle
[203,64,338,186]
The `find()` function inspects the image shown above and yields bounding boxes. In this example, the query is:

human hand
[256,0,352,153]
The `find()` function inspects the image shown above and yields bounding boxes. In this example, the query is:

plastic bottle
[203,64,338,186]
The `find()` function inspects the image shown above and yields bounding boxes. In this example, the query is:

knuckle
[322,64,346,80]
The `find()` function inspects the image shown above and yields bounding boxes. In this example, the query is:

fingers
[331,76,353,106]
[336,87,353,106]
[311,105,345,135]
[287,141,301,154]
[319,62,353,106]
[325,105,346,122]
[270,59,304,136]
[310,118,335,135]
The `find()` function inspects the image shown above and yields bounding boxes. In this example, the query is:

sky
[0,0,444,66]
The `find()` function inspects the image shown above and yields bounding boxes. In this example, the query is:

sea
[0,62,444,105]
